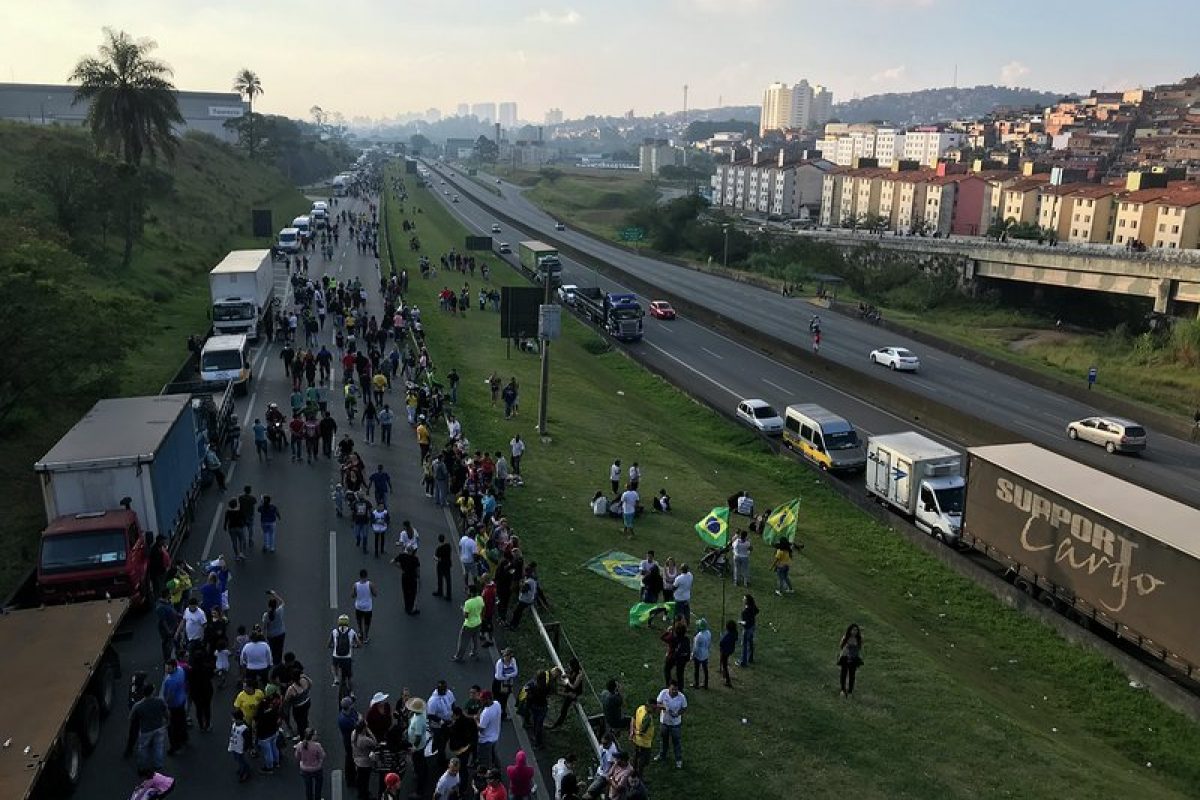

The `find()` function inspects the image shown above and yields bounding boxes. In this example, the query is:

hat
[340,697,355,710]
[370,691,390,706]
[405,697,427,714]
[384,772,402,789]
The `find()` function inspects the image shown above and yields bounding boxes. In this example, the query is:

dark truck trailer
[963,443,1200,677]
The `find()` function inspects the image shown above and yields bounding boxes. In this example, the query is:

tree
[841,212,863,231]
[409,133,432,155]
[15,139,107,246]
[861,212,888,234]
[232,68,263,157]
[68,28,183,265]
[310,105,326,129]
[473,135,499,163]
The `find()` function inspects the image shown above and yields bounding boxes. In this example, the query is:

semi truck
[866,432,965,543]
[0,599,129,799]
[33,394,203,607]
[209,249,275,340]
[575,288,645,342]
[962,442,1200,679]
[517,241,563,287]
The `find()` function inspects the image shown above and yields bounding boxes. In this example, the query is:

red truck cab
[37,509,150,607]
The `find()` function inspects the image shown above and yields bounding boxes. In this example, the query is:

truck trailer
[33,394,201,606]
[517,241,563,287]
[209,249,275,340]
[866,432,965,543]
[963,443,1200,678]
[574,288,644,342]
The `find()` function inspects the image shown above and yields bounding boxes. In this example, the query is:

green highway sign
[619,226,645,242]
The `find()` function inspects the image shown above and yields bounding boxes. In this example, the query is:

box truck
[209,249,275,340]
[517,240,563,286]
[866,432,965,543]
[963,442,1200,678]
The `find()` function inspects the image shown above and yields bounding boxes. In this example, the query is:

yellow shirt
[234,689,264,723]
[372,374,388,392]
[631,704,654,748]
[345,315,356,330]
[167,573,192,606]
[416,424,430,445]
[771,549,792,569]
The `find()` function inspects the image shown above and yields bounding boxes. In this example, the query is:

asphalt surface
[426,162,1200,507]
[77,196,553,800]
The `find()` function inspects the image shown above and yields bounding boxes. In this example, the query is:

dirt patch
[1007,328,1077,352]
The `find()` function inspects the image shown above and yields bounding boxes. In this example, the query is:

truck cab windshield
[933,485,965,514]
[213,303,254,322]
[201,350,244,371]
[824,430,860,450]
[40,529,127,573]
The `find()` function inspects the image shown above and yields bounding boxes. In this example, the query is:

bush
[582,337,613,355]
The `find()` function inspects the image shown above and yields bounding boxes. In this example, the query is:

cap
[337,614,350,626]
[264,684,279,697]
[384,772,402,789]
[370,691,390,706]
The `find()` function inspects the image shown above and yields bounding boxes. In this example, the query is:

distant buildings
[711,149,834,219]
[760,80,833,135]
[425,107,442,123]
[0,82,245,143]
[470,103,496,123]
[638,138,680,175]
[499,102,518,129]
[456,103,470,117]
[544,107,564,126]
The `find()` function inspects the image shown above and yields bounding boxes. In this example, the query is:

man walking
[125,682,168,772]
[653,682,687,769]
[238,486,258,549]
[162,659,189,754]
[434,534,453,601]
[451,585,484,662]
[369,464,393,507]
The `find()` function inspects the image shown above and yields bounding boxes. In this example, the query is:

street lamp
[722,224,730,269]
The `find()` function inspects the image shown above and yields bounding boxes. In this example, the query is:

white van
[782,404,866,473]
[199,334,252,395]
[277,227,301,254]
[291,216,313,242]
[311,208,329,229]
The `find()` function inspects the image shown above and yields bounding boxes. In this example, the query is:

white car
[497,242,511,254]
[491,224,502,233]
[555,222,566,231]
[736,399,784,435]
[870,346,920,372]
[558,284,577,306]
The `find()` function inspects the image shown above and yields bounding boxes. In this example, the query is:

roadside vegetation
[385,169,1200,799]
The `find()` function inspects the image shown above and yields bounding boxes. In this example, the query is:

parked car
[555,222,566,231]
[1066,416,1147,454]
[452,196,460,203]
[491,224,502,233]
[870,346,921,372]
[648,300,676,320]
[497,242,512,254]
[558,284,578,306]
[736,399,784,435]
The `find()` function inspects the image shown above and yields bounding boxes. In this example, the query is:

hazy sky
[3,0,1197,122]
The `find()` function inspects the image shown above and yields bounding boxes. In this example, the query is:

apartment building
[999,177,1051,224]
[712,150,832,218]
[903,129,967,166]
[1038,184,1120,242]
[816,124,904,167]
[1147,185,1200,249]
[639,139,679,175]
[760,80,833,135]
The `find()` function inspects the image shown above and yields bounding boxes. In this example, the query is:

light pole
[722,224,730,269]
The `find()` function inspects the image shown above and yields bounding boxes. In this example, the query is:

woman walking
[295,728,327,800]
[189,647,215,731]
[719,620,737,687]
[771,541,795,596]
[262,590,287,665]
[838,623,864,698]
[548,657,584,729]
[737,595,758,667]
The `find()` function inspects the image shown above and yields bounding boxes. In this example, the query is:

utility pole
[723,224,730,269]
[682,84,689,167]
[536,269,552,436]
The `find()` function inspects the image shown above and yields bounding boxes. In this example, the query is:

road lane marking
[331,772,343,800]
[762,378,788,392]
[700,347,724,360]
[200,497,224,561]
[644,342,740,398]
[329,530,339,609]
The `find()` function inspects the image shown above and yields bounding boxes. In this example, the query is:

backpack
[332,628,352,658]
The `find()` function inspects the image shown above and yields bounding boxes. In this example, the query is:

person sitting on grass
[652,489,671,513]
[590,491,608,517]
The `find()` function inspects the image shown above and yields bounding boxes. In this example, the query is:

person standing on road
[329,614,361,689]
[228,709,252,783]
[451,585,484,662]
[154,590,180,662]
[475,691,502,770]
[319,411,338,458]
[653,682,687,769]
[433,533,454,600]
[394,547,422,615]
[125,682,168,772]
[162,659,189,754]
[506,749,534,800]
[459,530,478,589]
[372,502,391,558]
[224,499,247,561]
[426,680,458,764]
[238,486,258,549]
[369,464,393,507]
[259,496,281,554]
[262,590,287,664]
[379,404,395,445]
[350,493,373,554]
[295,728,327,800]
[434,757,462,800]
[352,569,378,643]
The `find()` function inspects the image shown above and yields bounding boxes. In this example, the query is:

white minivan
[291,215,313,242]
[199,334,252,395]
[277,227,301,254]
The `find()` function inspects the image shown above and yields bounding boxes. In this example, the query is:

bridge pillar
[1154,278,1172,314]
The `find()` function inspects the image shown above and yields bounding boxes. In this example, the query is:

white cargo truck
[866,432,965,544]
[209,249,274,340]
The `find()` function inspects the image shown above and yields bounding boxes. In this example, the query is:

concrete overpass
[791,230,1200,316]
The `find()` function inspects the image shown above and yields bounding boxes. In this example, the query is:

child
[233,625,250,683]
[229,709,251,783]
[214,636,232,689]
[333,483,345,518]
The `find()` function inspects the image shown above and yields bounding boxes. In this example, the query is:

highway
[424,161,1200,507]
[76,195,546,800]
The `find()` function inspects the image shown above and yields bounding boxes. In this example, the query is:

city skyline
[3,0,1198,121]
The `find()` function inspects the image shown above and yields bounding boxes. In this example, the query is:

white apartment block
[712,151,831,218]
[816,124,904,167]
[498,102,518,128]
[760,80,833,135]
[639,139,679,175]
[902,130,966,166]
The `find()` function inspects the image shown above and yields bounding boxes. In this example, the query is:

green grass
[484,166,660,240]
[0,123,315,597]
[385,170,1200,799]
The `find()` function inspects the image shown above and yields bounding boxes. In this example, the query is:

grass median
[386,169,1200,799]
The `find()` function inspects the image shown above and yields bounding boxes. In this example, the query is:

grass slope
[489,166,661,240]
[387,172,1200,799]
[0,123,314,596]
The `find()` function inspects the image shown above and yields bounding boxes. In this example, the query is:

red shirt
[481,583,497,619]
[481,783,508,800]
[341,353,355,372]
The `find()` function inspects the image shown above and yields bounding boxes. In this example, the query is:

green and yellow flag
[763,497,801,545]
[628,601,676,627]
[694,506,730,548]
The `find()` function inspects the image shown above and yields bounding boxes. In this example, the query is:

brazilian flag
[763,497,801,545]
[628,601,676,627]
[694,506,730,548]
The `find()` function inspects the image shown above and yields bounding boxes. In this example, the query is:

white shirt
[629,465,640,482]
[620,489,639,515]
[399,527,420,553]
[510,438,525,457]
[447,418,461,439]
[732,538,752,558]
[596,741,619,778]
[371,509,389,533]
[591,496,608,516]
[427,689,456,723]
[494,656,519,683]
[552,758,573,799]
[657,688,687,727]
[241,640,273,671]
[459,534,477,564]
[478,701,502,743]
[353,580,374,612]
[182,606,207,641]
[609,463,620,481]
[672,571,693,603]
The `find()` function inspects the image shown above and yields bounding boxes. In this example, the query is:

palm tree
[232,68,263,156]
[69,28,183,166]
[69,28,183,265]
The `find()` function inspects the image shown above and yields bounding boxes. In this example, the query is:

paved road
[77,196,549,800]
[427,162,1200,507]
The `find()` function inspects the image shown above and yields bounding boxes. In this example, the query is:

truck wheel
[91,659,117,716]
[1013,577,1034,595]
[49,731,83,792]
[74,695,102,753]
[932,529,945,543]
[1038,592,1061,612]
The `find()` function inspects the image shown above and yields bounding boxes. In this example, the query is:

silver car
[1066,416,1147,454]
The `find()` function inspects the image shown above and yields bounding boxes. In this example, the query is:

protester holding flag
[762,498,801,545]
[694,506,730,549]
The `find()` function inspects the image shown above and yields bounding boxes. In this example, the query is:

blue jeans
[658,724,682,762]
[776,565,793,591]
[136,726,167,772]
[365,419,375,443]
[259,734,279,769]
[381,423,392,445]
[434,479,448,507]
[740,625,756,665]
[353,522,368,550]
[262,522,277,551]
